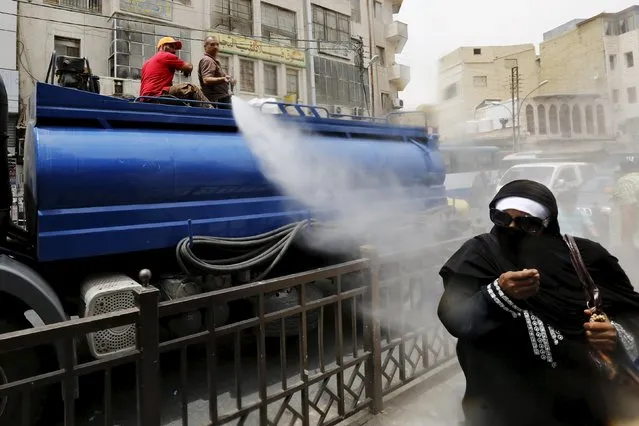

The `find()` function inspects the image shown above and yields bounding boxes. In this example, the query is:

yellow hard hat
[157,36,183,50]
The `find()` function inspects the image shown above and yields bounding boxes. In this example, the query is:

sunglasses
[489,208,549,235]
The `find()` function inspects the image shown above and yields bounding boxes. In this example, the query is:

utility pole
[510,66,519,152]
[303,0,316,105]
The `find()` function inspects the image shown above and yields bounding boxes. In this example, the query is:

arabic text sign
[120,0,172,21]
[209,32,306,68]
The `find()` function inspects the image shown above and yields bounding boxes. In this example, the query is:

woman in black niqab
[438,179,639,426]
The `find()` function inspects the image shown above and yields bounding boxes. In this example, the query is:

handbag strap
[563,234,601,311]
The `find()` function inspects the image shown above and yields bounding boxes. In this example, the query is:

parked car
[495,162,596,194]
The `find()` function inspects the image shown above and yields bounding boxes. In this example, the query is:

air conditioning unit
[392,98,404,109]
[330,105,348,115]
[352,107,364,116]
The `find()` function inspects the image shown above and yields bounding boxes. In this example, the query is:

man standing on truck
[140,37,211,106]
[198,36,235,109]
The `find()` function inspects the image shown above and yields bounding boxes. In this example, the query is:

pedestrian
[612,156,639,259]
[198,36,235,109]
[140,37,211,107]
[438,179,639,426]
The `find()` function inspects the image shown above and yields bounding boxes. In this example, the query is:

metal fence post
[135,286,161,426]
[360,245,383,414]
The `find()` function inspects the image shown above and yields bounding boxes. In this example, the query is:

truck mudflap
[0,254,74,383]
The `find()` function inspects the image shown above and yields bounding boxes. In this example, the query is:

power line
[4,11,368,57]
[8,0,370,54]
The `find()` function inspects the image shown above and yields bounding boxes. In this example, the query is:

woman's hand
[584,309,617,353]
[498,269,540,300]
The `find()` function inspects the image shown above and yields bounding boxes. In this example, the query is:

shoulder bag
[563,234,639,387]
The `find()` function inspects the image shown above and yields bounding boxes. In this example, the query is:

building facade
[435,44,539,141]
[603,6,639,136]
[437,7,639,146]
[15,0,409,118]
[0,0,20,148]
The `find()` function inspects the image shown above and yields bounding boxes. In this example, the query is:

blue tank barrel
[25,83,446,262]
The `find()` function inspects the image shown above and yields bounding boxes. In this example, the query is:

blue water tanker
[26,83,446,262]
[0,75,452,425]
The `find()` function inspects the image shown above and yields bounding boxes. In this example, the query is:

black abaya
[438,180,639,426]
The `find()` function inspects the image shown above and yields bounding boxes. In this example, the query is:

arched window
[585,105,595,134]
[549,104,558,134]
[596,105,606,135]
[525,105,535,134]
[572,105,582,134]
[559,104,571,136]
[537,105,547,134]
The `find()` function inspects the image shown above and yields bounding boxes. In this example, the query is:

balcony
[391,0,403,14]
[389,63,410,91]
[386,21,408,53]
[44,0,101,13]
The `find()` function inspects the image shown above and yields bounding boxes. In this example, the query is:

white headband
[495,196,550,220]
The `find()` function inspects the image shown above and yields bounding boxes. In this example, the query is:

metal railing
[0,239,464,425]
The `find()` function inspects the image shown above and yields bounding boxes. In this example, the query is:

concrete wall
[537,18,608,97]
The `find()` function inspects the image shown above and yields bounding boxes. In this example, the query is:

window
[443,83,458,100]
[312,6,350,43]
[286,68,299,97]
[351,0,360,23]
[473,76,487,88]
[473,48,481,55]
[263,63,278,96]
[628,87,637,104]
[609,54,616,71]
[626,51,634,68]
[54,36,81,57]
[314,56,368,107]
[596,105,606,135]
[109,18,191,80]
[45,0,101,12]
[549,104,558,134]
[572,105,582,134]
[376,46,385,66]
[218,55,230,75]
[261,3,296,46]
[212,0,253,36]
[613,89,620,104]
[525,105,535,135]
[374,1,382,19]
[559,104,571,136]
[556,167,578,185]
[240,59,255,92]
[537,105,547,135]
[585,105,595,134]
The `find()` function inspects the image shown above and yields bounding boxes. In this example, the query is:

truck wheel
[256,284,323,338]
[0,319,44,426]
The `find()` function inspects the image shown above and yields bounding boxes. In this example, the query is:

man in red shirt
[140,37,210,106]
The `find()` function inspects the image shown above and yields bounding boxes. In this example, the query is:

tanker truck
[0,72,450,424]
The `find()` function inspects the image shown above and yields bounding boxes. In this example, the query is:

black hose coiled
[176,220,314,282]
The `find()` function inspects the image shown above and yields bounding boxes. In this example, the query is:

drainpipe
[0,75,12,233]
[303,0,316,105]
